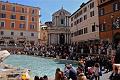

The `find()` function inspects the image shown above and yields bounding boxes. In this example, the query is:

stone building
[0,1,40,47]
[39,24,48,45]
[98,0,120,45]
[70,0,99,44]
[47,7,71,45]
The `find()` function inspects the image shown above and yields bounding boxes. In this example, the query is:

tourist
[55,68,64,80]
[67,65,77,80]
[93,63,101,80]
[109,66,120,80]
[39,77,44,80]
[34,76,39,80]
[77,73,87,80]
[43,75,48,80]
[88,66,94,80]
[64,64,69,79]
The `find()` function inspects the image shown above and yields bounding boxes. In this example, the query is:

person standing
[67,65,77,80]
[55,68,64,80]
[94,63,101,80]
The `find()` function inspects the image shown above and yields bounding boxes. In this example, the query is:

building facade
[39,24,48,45]
[70,0,99,44]
[98,0,120,44]
[0,1,40,47]
[47,7,71,45]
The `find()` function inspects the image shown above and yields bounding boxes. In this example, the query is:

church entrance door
[59,33,65,45]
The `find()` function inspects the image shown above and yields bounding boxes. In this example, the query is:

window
[19,24,25,29]
[0,13,6,18]
[31,33,34,36]
[11,32,14,35]
[92,24,96,32]
[32,9,35,14]
[20,16,25,20]
[11,6,15,12]
[2,5,6,10]
[30,24,35,29]
[113,3,119,11]
[77,19,79,24]
[0,21,5,28]
[10,14,16,19]
[79,10,82,16]
[84,15,87,20]
[74,21,77,25]
[32,17,34,21]
[0,31,4,35]
[78,29,83,35]
[20,32,23,36]
[90,2,94,9]
[84,28,88,34]
[84,7,87,13]
[71,23,73,27]
[71,33,73,37]
[61,19,64,24]
[90,11,94,17]
[11,22,15,28]
[81,29,83,35]
[79,17,83,22]
[71,17,73,21]
[99,8,104,16]
[100,24,106,31]
[21,8,25,13]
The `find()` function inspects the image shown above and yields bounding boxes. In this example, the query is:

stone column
[65,33,67,44]
[55,16,57,26]
[68,34,70,44]
[55,16,58,26]
[55,33,58,44]
[48,34,51,45]
[68,18,69,26]
[66,16,67,26]
[66,34,68,44]
[48,34,50,45]
[57,34,59,44]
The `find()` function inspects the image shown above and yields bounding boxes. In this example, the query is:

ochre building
[0,1,40,47]
[98,0,120,44]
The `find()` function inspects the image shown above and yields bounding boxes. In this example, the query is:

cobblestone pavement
[99,71,111,80]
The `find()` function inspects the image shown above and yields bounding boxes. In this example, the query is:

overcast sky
[2,0,89,23]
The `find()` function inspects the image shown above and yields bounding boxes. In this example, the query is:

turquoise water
[4,55,77,77]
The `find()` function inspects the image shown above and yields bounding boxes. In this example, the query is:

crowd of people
[34,75,48,80]
[33,54,119,80]
[9,41,120,80]
[15,41,115,60]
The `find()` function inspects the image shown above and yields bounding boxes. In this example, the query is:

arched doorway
[59,33,65,45]
[113,32,120,49]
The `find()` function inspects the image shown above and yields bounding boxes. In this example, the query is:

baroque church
[46,7,71,45]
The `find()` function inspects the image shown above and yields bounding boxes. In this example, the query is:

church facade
[47,7,71,45]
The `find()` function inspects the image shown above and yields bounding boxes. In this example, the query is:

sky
[2,0,89,23]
